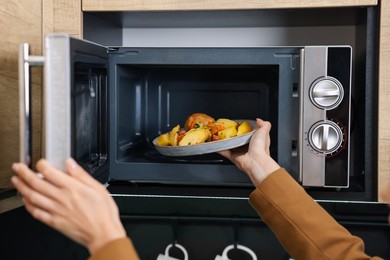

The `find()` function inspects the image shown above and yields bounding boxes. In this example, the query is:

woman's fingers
[12,163,62,202]
[23,197,53,225]
[11,175,58,213]
[255,118,271,136]
[218,149,232,159]
[65,158,104,189]
[35,159,75,188]
[28,159,95,191]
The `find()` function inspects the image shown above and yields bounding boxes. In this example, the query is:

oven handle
[19,43,44,167]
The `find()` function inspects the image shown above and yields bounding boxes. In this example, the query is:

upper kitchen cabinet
[81,0,379,47]
[42,0,82,38]
[79,0,378,47]
[0,0,42,212]
[82,0,377,11]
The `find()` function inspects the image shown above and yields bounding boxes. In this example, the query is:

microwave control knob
[308,121,343,154]
[309,77,344,109]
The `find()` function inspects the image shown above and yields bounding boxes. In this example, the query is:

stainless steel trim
[110,193,387,205]
[44,35,72,171]
[298,48,305,182]
[18,43,44,167]
[315,199,387,205]
[300,46,328,187]
[346,46,353,189]
[111,193,250,200]
[300,46,351,188]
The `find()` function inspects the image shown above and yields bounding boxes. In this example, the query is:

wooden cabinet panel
[0,0,42,210]
[82,0,377,11]
[378,0,390,201]
[43,0,82,38]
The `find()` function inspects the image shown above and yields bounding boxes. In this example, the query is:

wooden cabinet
[82,0,377,11]
[378,1,390,199]
[42,0,82,38]
[0,0,82,213]
[0,0,43,212]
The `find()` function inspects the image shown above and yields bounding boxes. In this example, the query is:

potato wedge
[179,128,211,146]
[169,125,180,146]
[237,121,253,136]
[215,118,238,129]
[218,126,237,140]
[156,132,170,146]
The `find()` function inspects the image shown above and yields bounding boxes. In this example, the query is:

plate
[153,120,257,156]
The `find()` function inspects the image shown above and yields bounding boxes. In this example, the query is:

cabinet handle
[19,43,44,167]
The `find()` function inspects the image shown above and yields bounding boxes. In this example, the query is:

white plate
[153,120,257,156]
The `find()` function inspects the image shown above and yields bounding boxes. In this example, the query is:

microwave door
[44,34,109,180]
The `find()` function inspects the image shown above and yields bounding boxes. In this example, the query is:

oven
[19,8,378,202]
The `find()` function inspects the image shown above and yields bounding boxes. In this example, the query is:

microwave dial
[308,120,343,154]
[309,77,344,110]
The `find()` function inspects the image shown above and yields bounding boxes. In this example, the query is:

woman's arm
[249,168,379,260]
[219,118,381,260]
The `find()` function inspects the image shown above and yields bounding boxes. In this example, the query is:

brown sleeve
[249,168,382,260]
[88,237,140,260]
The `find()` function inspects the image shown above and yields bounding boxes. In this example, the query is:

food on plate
[156,132,170,146]
[237,121,253,136]
[184,113,215,131]
[169,125,180,146]
[178,127,212,146]
[215,118,238,129]
[217,126,238,140]
[156,113,254,147]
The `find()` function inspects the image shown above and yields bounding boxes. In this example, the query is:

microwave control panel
[300,46,351,188]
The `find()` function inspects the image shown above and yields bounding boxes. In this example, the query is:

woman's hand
[219,118,280,186]
[11,158,126,254]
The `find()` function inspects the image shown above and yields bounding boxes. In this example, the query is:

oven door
[44,35,108,181]
[43,34,109,180]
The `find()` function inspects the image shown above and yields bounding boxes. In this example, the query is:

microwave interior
[73,47,298,186]
[74,6,378,201]
[111,62,282,185]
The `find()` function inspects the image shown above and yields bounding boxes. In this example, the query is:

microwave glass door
[44,35,109,181]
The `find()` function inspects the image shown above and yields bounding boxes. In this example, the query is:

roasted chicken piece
[184,113,215,131]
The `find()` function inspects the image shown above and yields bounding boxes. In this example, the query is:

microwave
[20,34,374,201]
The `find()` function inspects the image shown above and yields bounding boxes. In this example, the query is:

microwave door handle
[19,43,44,167]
